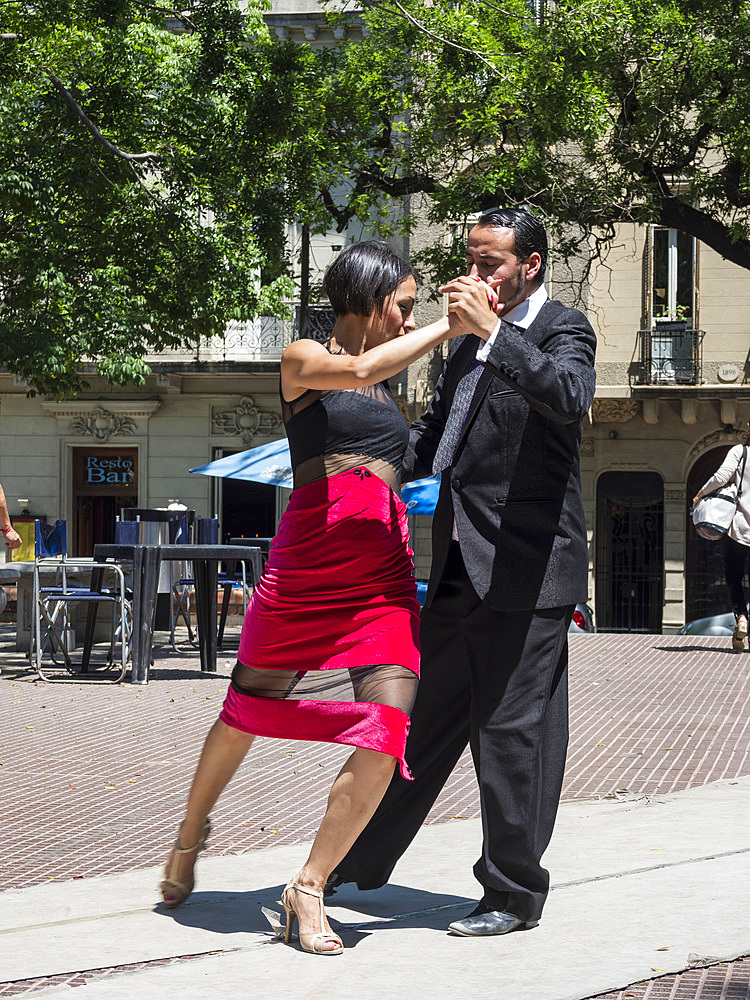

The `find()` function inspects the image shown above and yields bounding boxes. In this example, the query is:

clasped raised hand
[439,276,502,341]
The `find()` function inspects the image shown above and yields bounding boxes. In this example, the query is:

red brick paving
[592,958,750,999]
[1,631,749,888]
[2,959,747,999]
[0,956,218,998]
[1,629,749,996]
[565,633,750,797]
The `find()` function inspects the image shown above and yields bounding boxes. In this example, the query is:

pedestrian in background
[693,423,750,652]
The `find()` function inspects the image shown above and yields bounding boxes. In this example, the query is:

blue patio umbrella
[191,438,293,487]
[190,439,440,514]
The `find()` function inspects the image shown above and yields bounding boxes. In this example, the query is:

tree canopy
[3,0,749,396]
[319,0,750,282]
[0,0,328,395]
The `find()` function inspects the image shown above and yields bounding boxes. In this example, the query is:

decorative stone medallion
[212,396,282,446]
[717,363,740,383]
[70,408,137,442]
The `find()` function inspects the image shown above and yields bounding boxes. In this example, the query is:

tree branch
[321,163,442,232]
[47,72,165,165]
[657,119,715,174]
[472,0,535,25]
[357,164,440,198]
[320,188,355,232]
[720,158,750,209]
[365,0,500,72]
[659,196,750,270]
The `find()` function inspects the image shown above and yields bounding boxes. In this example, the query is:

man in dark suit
[330,207,597,936]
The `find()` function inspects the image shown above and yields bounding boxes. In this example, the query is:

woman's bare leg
[162,666,302,904]
[286,747,398,950]
[161,719,255,902]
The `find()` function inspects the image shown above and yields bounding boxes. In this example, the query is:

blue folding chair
[115,519,140,546]
[168,518,256,651]
[32,520,131,683]
[217,534,260,649]
[169,514,197,650]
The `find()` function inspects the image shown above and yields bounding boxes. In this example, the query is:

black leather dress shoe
[448,906,539,937]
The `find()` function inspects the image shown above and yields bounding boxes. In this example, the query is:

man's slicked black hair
[475,207,548,285]
[323,240,414,318]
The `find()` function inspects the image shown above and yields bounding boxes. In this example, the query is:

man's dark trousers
[336,542,573,923]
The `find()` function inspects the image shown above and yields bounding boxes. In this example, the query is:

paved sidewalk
[1,631,749,997]
[2,779,749,999]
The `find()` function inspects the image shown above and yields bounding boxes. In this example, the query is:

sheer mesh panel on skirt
[219,467,421,779]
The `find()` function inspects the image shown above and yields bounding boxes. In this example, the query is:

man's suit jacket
[403,297,597,612]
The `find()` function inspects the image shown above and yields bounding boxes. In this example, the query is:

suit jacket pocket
[491,497,569,537]
[500,496,558,504]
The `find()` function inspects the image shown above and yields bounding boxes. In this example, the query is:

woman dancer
[160,241,457,954]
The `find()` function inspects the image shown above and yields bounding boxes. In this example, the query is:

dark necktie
[431,321,524,475]
[432,357,484,475]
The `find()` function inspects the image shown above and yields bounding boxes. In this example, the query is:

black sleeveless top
[281,382,409,484]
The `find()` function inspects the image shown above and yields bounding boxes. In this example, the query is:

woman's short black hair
[323,240,414,317]
[476,207,548,284]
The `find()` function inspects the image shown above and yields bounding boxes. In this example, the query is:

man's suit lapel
[522,298,559,345]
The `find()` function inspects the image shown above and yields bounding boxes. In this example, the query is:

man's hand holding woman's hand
[439,276,502,341]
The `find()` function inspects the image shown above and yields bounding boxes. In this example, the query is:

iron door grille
[596,472,664,632]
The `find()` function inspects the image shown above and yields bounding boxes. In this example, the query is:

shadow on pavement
[153,884,472,940]
[654,643,737,654]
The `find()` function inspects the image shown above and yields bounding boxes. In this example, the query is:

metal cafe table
[86,543,262,684]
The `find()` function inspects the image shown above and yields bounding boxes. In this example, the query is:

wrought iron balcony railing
[144,315,294,364]
[143,306,337,365]
[635,326,705,386]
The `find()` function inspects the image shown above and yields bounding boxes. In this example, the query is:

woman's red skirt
[219,467,420,778]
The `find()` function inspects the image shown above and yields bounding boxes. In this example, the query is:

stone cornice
[41,400,162,420]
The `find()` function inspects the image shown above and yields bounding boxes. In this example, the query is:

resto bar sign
[85,455,135,484]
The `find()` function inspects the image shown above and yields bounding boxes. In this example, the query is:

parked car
[569,602,595,633]
[678,612,734,636]
[415,581,595,634]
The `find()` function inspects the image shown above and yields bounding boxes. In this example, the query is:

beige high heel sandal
[281,879,344,955]
[159,819,211,908]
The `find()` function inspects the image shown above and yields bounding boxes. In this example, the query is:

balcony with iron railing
[144,306,337,365]
[634,325,705,386]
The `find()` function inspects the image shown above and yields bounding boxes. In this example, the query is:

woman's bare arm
[281,317,451,397]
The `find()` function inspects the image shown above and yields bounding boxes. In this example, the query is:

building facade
[568,223,750,631]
